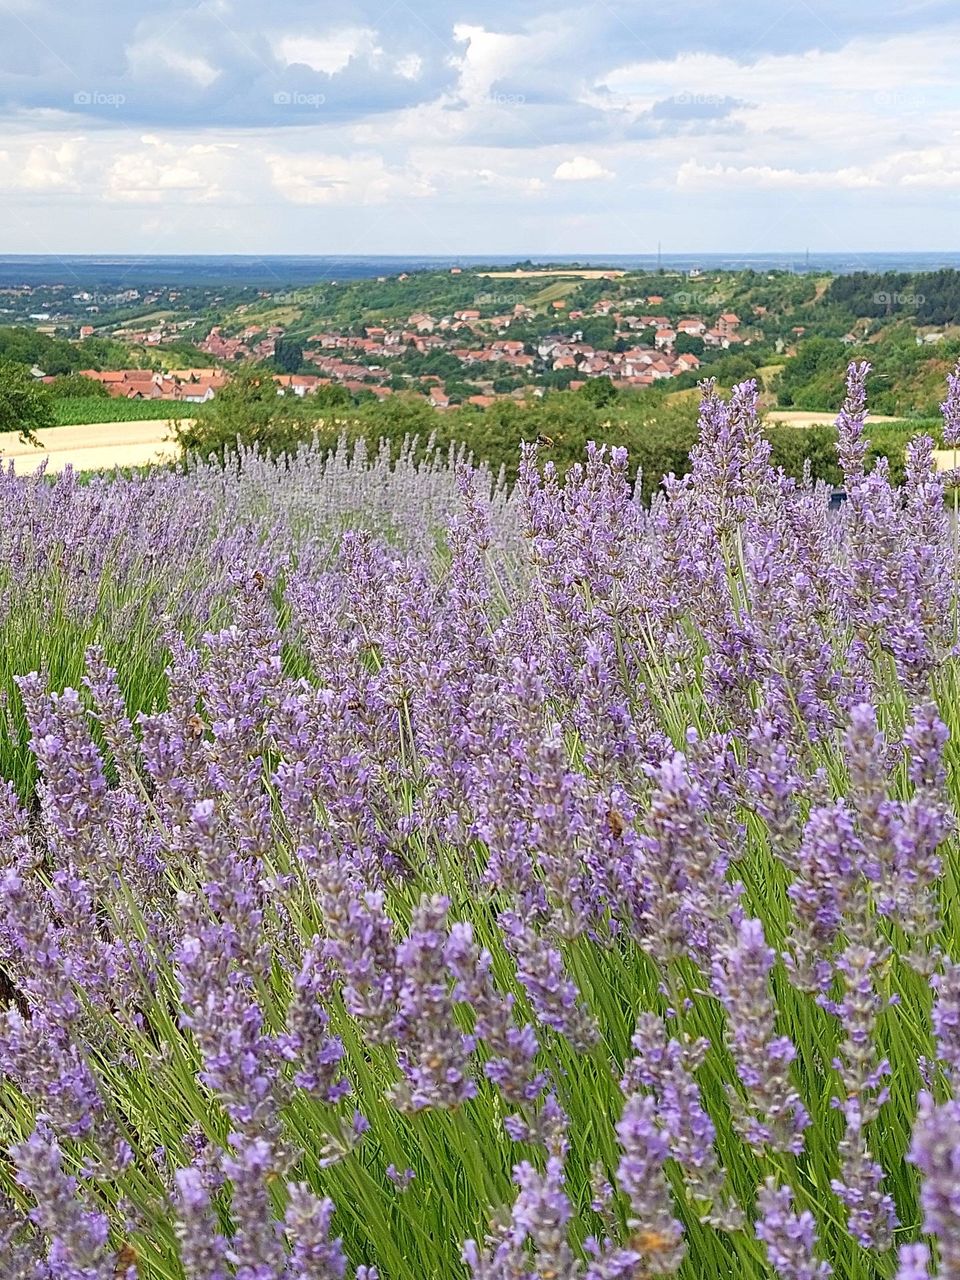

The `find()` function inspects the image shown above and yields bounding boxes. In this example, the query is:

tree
[47,373,110,400]
[176,368,311,459]
[273,338,305,374]
[675,333,705,357]
[579,376,618,407]
[0,359,55,441]
[313,384,352,409]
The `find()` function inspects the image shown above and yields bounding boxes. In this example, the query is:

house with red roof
[717,312,741,337]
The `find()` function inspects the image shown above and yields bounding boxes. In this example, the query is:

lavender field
[2,364,960,1279]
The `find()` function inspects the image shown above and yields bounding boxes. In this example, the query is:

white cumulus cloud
[266,151,435,205]
[553,155,614,181]
[274,30,381,75]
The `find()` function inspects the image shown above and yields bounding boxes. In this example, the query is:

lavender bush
[1,364,960,1278]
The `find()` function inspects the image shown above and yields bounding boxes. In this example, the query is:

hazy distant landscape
[7,250,960,288]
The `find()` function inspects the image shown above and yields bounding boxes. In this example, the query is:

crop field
[475,268,627,279]
[2,420,182,473]
[528,278,579,308]
[116,310,179,328]
[763,409,909,428]
[3,367,960,1279]
[53,396,205,426]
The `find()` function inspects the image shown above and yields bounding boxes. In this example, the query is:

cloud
[395,54,423,81]
[19,140,84,190]
[103,136,238,204]
[126,43,220,89]
[677,146,960,192]
[2,2,960,249]
[273,30,381,75]
[266,151,436,205]
[677,162,880,191]
[553,155,614,181]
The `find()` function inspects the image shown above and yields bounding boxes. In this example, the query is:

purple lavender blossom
[221,1134,287,1279]
[908,1091,960,1274]
[500,911,599,1052]
[787,801,863,994]
[835,361,871,487]
[385,1165,415,1191]
[13,1125,113,1280]
[634,750,742,966]
[176,920,287,1147]
[284,1185,348,1279]
[711,918,809,1154]
[940,357,960,448]
[83,646,140,788]
[614,1093,685,1276]
[828,938,898,1252]
[445,919,547,1107]
[390,895,479,1111]
[313,869,402,1044]
[0,1185,51,1280]
[755,1180,831,1280]
[463,1151,579,1280]
[625,1014,742,1231]
[932,959,960,1089]
[896,703,953,964]
[280,937,352,1103]
[894,1242,930,1280]
[173,1163,230,1280]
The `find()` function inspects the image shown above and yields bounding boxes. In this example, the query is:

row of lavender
[0,434,500,793]
[1,364,958,1278]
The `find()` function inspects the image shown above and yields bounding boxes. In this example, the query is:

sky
[0,0,959,254]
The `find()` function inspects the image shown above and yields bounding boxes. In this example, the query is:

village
[68,291,749,407]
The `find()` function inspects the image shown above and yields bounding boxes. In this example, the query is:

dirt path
[763,410,904,428]
[0,420,185,474]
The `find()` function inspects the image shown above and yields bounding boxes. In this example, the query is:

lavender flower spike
[836,360,872,487]
[755,1180,831,1280]
[284,1185,348,1279]
[894,1242,930,1280]
[13,1125,113,1280]
[462,1151,579,1280]
[933,960,960,1090]
[625,1013,742,1231]
[940,357,960,448]
[500,911,599,1052]
[711,917,809,1155]
[615,1093,686,1276]
[908,1091,960,1275]
[391,895,479,1112]
[173,1164,230,1280]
